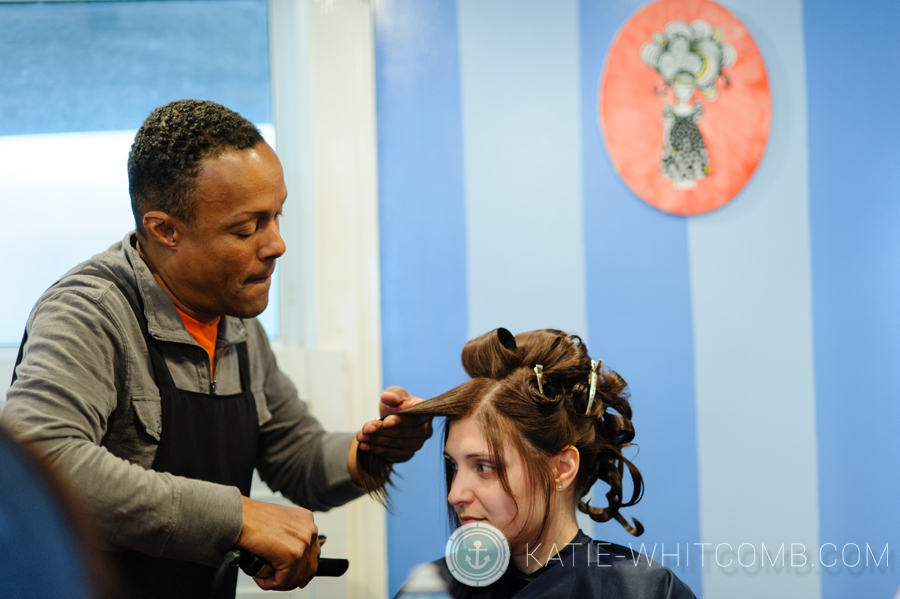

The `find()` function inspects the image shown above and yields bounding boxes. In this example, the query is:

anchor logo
[445,522,510,587]
[465,540,490,569]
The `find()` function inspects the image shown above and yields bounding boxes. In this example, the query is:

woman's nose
[447,472,473,507]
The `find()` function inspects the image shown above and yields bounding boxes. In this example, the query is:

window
[0,0,278,344]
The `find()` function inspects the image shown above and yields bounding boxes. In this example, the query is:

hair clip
[534,364,544,395]
[586,359,603,414]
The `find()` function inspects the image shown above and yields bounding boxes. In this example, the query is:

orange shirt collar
[175,307,220,377]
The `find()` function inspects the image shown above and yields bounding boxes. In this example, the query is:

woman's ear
[553,446,580,491]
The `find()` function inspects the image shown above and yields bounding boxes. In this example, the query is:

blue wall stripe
[457,0,588,339]
[806,2,900,598]
[579,1,702,594]
[374,2,470,595]
[688,1,819,598]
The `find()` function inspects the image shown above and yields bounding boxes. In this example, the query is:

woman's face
[444,415,541,553]
[673,75,694,102]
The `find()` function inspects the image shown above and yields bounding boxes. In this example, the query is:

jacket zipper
[152,335,231,395]
[210,345,230,395]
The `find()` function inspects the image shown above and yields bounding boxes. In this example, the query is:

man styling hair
[2,99,431,599]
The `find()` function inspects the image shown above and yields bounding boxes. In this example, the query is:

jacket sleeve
[250,320,366,511]
[0,286,243,566]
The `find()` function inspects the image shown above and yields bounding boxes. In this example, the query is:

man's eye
[234,222,260,237]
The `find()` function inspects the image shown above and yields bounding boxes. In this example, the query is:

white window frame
[266,1,386,596]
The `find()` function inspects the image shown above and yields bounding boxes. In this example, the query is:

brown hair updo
[357,328,644,536]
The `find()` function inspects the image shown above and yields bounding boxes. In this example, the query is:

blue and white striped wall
[374,1,900,598]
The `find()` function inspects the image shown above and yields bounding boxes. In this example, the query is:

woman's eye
[477,463,495,474]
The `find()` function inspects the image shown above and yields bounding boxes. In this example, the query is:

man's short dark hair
[128,99,264,236]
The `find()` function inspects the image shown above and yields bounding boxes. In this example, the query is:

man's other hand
[235,497,320,591]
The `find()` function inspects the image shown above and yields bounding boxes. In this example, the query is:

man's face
[169,141,287,320]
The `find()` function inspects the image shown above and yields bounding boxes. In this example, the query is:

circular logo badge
[444,522,510,587]
[599,0,771,215]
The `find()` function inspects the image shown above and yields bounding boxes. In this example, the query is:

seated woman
[359,328,696,599]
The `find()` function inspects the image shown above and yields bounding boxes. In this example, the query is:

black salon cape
[397,530,696,599]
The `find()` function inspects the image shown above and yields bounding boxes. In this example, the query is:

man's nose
[262,218,286,259]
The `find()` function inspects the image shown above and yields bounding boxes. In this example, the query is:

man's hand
[355,386,433,463]
[235,497,320,591]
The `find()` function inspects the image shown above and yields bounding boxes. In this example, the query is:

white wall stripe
[687,1,820,597]
[457,0,588,342]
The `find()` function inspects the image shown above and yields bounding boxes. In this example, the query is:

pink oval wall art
[599,0,771,216]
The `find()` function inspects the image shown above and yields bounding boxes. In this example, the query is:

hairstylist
[1,100,432,599]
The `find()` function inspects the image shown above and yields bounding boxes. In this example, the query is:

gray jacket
[1,232,363,566]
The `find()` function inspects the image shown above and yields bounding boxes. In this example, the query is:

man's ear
[553,445,580,492]
[143,212,180,249]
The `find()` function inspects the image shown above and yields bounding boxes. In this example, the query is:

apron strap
[235,341,251,394]
[9,329,26,387]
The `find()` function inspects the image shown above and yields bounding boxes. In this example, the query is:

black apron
[13,270,259,599]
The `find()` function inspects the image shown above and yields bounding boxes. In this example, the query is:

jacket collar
[122,232,249,347]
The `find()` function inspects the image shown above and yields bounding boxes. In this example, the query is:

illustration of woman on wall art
[641,19,736,189]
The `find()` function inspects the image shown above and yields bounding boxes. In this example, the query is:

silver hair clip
[534,364,544,395]
[586,359,603,414]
